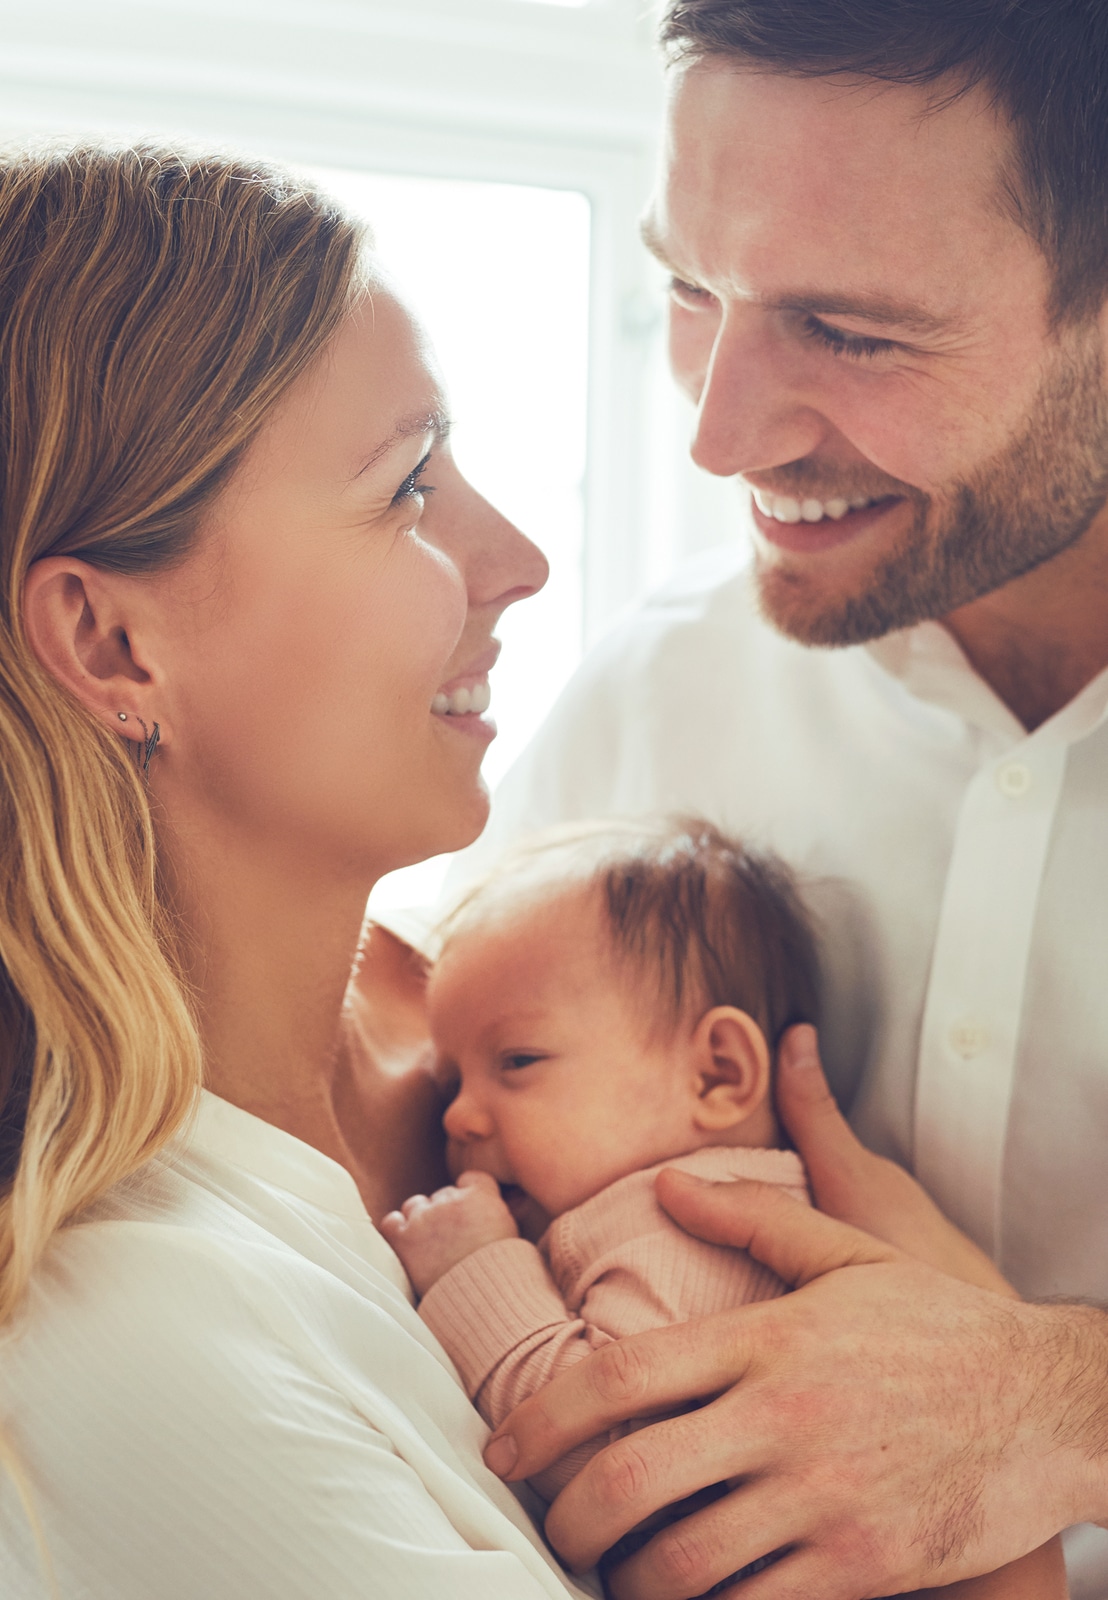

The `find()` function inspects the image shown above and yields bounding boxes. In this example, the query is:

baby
[384,819,815,1528]
[381,818,1066,1598]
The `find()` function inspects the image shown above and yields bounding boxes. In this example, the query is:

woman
[0,145,1061,1600]
[0,142,582,1598]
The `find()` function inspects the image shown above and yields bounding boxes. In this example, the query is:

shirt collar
[866,620,1108,747]
[187,1089,371,1222]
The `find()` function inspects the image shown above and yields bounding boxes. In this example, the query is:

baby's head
[428,818,819,1229]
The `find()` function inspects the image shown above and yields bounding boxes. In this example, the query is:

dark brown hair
[442,817,819,1047]
[659,0,1108,323]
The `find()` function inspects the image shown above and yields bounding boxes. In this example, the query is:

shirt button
[996,761,1031,797]
[948,1018,990,1060]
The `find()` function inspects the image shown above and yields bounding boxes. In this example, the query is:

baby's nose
[442,1087,494,1144]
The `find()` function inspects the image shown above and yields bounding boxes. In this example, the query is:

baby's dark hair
[439,817,819,1047]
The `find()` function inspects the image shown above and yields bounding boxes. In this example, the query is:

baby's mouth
[499,1183,551,1242]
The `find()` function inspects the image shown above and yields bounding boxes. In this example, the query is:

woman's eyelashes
[391,451,437,507]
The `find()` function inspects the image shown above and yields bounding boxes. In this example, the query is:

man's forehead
[655,58,1021,309]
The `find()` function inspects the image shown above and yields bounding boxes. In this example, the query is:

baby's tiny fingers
[455,1171,503,1198]
[401,1193,431,1219]
[379,1210,403,1233]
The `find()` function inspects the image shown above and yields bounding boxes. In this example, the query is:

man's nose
[690,309,827,480]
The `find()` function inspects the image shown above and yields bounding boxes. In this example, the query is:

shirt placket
[912,740,1068,1259]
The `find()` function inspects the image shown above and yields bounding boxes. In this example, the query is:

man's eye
[800,314,898,361]
[668,275,717,309]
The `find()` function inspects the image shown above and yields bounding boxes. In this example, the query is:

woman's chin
[395,781,491,869]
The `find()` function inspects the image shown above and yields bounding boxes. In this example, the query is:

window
[0,0,744,907]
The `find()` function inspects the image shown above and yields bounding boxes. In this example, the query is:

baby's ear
[689,1006,771,1130]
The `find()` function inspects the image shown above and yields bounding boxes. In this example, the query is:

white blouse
[0,1092,595,1599]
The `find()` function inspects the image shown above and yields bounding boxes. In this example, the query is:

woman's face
[142,278,547,877]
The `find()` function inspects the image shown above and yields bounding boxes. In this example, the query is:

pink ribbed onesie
[418,1144,810,1500]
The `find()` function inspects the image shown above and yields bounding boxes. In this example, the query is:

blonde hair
[0,143,365,1330]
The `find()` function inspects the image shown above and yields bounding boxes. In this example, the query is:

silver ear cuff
[119,713,160,774]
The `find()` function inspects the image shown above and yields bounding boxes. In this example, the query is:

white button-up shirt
[445,546,1108,1596]
[0,1092,593,1600]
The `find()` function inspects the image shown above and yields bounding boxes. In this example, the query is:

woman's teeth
[432,682,491,716]
[752,487,881,524]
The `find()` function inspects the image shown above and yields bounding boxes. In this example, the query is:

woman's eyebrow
[355,409,452,478]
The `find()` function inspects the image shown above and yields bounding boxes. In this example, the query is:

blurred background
[0,0,744,905]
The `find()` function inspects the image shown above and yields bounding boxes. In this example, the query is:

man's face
[649,60,1108,645]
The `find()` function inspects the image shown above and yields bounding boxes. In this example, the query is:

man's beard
[755,324,1108,648]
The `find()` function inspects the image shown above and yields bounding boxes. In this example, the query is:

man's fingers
[601,1482,800,1600]
[544,1396,772,1569]
[484,1310,762,1481]
[655,1169,900,1288]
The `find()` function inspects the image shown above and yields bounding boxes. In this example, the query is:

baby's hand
[381,1171,519,1296]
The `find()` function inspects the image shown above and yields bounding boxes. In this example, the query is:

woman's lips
[751,494,905,553]
[431,678,496,743]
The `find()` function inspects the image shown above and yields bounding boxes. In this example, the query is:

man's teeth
[751,487,881,523]
[432,682,491,716]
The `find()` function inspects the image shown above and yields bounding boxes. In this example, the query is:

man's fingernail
[484,1434,518,1477]
[784,1026,819,1069]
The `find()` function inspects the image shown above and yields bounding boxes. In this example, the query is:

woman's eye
[392,451,437,507]
[668,275,717,310]
[800,314,898,362]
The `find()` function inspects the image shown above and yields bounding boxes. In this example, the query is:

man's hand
[774,1025,1012,1295]
[381,1171,519,1296]
[483,1176,1108,1598]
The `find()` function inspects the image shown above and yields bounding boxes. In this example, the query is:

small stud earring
[117,712,128,722]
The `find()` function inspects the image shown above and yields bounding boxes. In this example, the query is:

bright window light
[304,168,591,913]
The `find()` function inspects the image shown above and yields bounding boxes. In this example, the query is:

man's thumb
[655,1168,897,1288]
[775,1024,867,1195]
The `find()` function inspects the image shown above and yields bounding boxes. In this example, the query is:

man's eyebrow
[355,408,452,478]
[640,217,947,336]
[766,291,947,336]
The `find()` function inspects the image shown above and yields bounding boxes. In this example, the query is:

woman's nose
[429,455,548,616]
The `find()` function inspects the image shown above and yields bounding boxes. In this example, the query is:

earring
[117,712,128,722]
[135,718,161,775]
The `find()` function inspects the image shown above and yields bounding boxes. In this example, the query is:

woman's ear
[688,1005,772,1131]
[22,556,161,748]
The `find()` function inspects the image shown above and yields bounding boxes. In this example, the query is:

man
[433,2,1108,1595]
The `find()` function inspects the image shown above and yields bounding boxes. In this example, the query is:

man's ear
[22,556,163,749]
[689,1005,771,1132]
